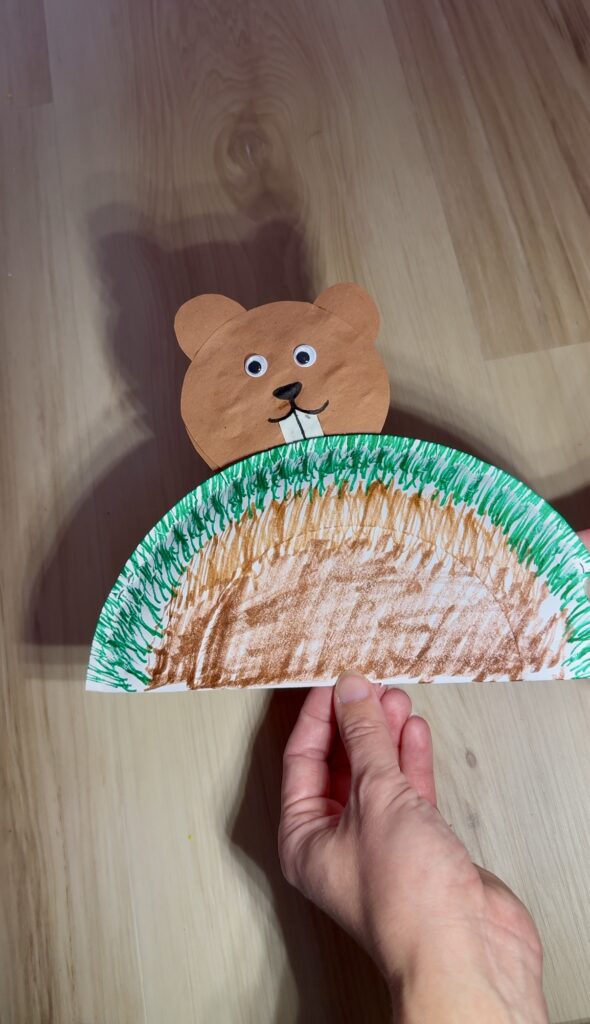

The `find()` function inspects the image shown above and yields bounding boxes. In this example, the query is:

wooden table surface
[2,1,590,1021]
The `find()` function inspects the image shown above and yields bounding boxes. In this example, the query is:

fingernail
[336,671,371,704]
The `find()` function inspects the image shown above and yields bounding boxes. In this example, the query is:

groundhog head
[175,283,390,468]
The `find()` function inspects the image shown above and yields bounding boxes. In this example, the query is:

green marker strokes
[87,434,590,691]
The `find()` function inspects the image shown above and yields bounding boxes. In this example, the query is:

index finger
[281,685,336,809]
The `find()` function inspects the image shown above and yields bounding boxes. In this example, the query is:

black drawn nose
[273,381,302,402]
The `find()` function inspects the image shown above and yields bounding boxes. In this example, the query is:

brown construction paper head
[174,283,390,468]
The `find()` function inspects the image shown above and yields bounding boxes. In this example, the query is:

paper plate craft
[87,287,590,692]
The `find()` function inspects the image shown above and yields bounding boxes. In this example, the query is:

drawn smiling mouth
[268,381,329,442]
[268,380,329,422]
[268,399,329,423]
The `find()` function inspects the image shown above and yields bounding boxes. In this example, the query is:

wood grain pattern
[0,0,52,109]
[1,0,589,1021]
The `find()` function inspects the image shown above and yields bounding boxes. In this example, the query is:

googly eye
[293,344,317,367]
[244,354,268,377]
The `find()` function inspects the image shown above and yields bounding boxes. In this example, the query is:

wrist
[396,964,516,1024]
[386,928,548,1024]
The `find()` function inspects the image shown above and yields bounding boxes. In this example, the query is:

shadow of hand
[229,691,391,1024]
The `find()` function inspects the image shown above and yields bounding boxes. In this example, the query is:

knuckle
[343,717,383,748]
[279,825,337,901]
[354,763,392,805]
[278,820,315,892]
[278,831,300,888]
[353,766,417,820]
[281,747,295,772]
[279,852,298,888]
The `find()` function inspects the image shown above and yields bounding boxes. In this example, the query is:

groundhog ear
[314,283,380,342]
[174,294,246,359]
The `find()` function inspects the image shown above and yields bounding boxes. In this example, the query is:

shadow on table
[551,483,590,534]
[23,209,312,656]
[229,690,393,1024]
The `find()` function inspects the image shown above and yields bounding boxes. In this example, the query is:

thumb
[334,672,400,784]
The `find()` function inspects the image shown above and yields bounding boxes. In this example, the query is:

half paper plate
[87,434,590,691]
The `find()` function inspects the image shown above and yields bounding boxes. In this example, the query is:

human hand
[279,673,548,1023]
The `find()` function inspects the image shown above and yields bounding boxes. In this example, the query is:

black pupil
[249,359,262,375]
[296,350,311,365]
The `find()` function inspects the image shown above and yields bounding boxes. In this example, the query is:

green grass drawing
[87,434,590,691]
